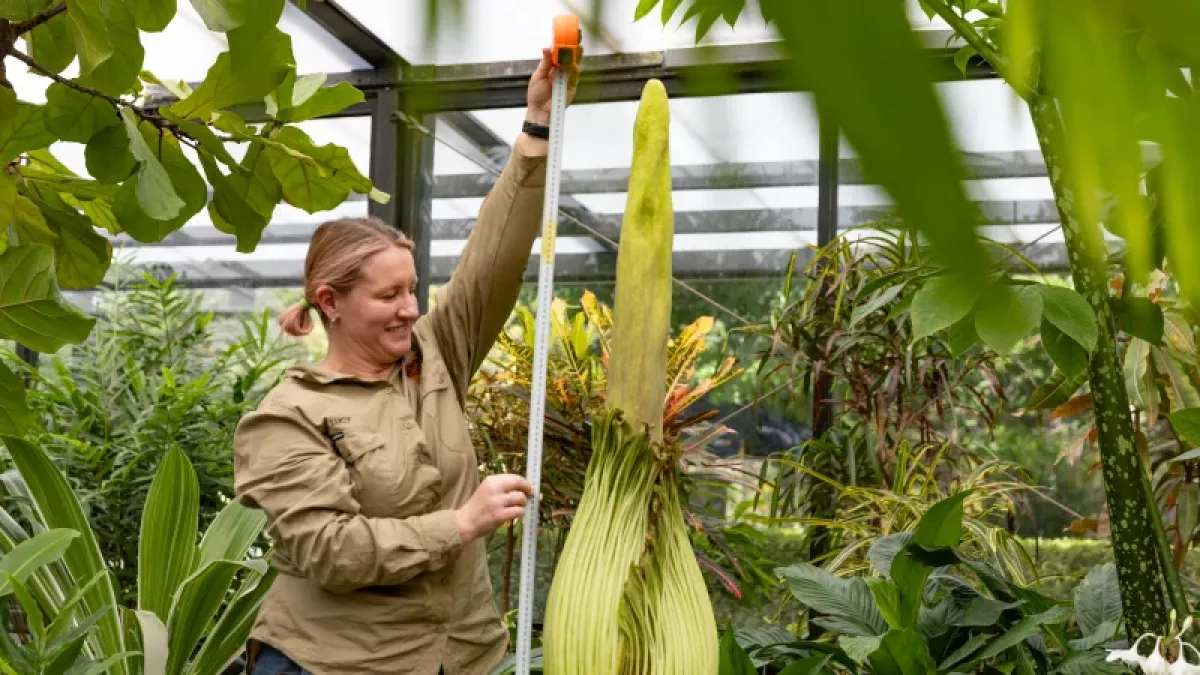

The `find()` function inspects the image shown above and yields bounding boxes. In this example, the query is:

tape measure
[514,14,580,675]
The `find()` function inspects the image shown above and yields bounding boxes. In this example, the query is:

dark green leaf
[1053,649,1130,675]
[138,446,199,622]
[278,81,365,123]
[0,90,56,165]
[1039,285,1098,351]
[948,315,979,358]
[910,276,980,340]
[0,246,95,352]
[1025,368,1089,411]
[1074,563,1121,637]
[937,633,991,672]
[764,0,991,293]
[189,0,284,32]
[1115,296,1164,345]
[888,554,929,630]
[0,0,50,20]
[43,82,118,143]
[719,626,757,675]
[778,653,832,675]
[917,594,964,639]
[11,195,56,245]
[975,284,1044,354]
[957,596,1018,627]
[84,124,137,183]
[120,107,186,221]
[65,0,113,77]
[1041,320,1089,380]
[868,578,903,630]
[868,533,911,578]
[1168,408,1200,446]
[0,173,14,230]
[127,0,176,31]
[1067,620,1118,651]
[27,12,76,74]
[198,151,268,253]
[914,491,969,549]
[776,563,887,637]
[29,193,111,290]
[76,0,143,96]
[960,606,1073,671]
[159,108,237,167]
[866,628,934,675]
[0,360,30,437]
[170,26,293,120]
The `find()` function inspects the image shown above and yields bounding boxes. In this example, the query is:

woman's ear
[313,285,338,320]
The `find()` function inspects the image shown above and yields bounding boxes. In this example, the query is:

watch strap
[522,120,550,139]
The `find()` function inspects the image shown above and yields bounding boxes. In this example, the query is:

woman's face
[325,246,421,364]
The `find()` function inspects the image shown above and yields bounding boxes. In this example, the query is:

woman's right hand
[456,474,533,543]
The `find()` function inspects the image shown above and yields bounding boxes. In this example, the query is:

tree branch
[13,2,67,36]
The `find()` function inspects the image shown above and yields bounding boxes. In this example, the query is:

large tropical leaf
[775,563,887,637]
[138,446,200,621]
[0,528,76,596]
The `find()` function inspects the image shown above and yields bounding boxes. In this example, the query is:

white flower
[1173,641,1200,675]
[1144,638,1172,675]
[1108,634,1155,666]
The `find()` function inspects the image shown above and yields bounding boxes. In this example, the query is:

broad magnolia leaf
[77,0,144,96]
[27,11,75,75]
[1039,285,1099,351]
[865,628,934,675]
[65,0,114,77]
[27,191,112,289]
[975,283,1043,354]
[0,0,52,20]
[170,25,293,120]
[0,361,30,437]
[0,173,14,228]
[1116,296,1165,345]
[138,446,200,622]
[1041,320,1090,380]
[278,81,366,123]
[0,528,77,596]
[44,83,117,144]
[717,627,757,675]
[0,246,95,353]
[120,108,186,221]
[776,563,887,637]
[112,124,207,243]
[1168,408,1200,446]
[265,125,372,213]
[189,0,285,32]
[126,0,177,31]
[85,124,137,184]
[910,276,980,340]
[0,90,56,165]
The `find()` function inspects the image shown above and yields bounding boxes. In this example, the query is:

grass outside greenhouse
[2,0,1200,674]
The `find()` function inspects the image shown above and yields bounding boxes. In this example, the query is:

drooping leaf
[0,361,30,437]
[85,124,137,184]
[169,25,293,120]
[27,12,76,74]
[865,628,934,675]
[0,246,95,352]
[164,559,266,674]
[201,141,279,249]
[43,82,118,143]
[277,81,365,123]
[112,124,207,243]
[1168,408,1200,446]
[718,626,757,675]
[43,201,112,290]
[76,0,144,96]
[189,0,285,32]
[119,107,185,221]
[1026,368,1089,411]
[910,276,980,340]
[975,283,1044,354]
[65,0,113,77]
[126,0,176,31]
[0,90,56,165]
[264,125,372,212]
[1041,320,1090,380]
[158,109,237,167]
[185,565,275,675]
[1074,563,1122,637]
[0,528,77,596]
[0,0,51,20]
[776,563,887,637]
[138,446,200,622]
[1039,285,1099,351]
[1115,296,1165,345]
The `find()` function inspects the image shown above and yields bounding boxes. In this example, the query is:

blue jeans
[250,643,446,674]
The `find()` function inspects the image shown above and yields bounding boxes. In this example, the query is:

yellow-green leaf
[0,360,31,437]
[112,124,207,242]
[910,276,980,341]
[27,11,75,74]
[0,90,56,165]
[120,107,186,221]
[44,82,118,143]
[0,529,77,596]
[28,192,112,290]
[0,246,94,352]
[169,26,292,120]
[189,0,284,32]
[127,0,176,32]
[1169,408,1200,446]
[278,81,365,123]
[0,173,15,229]
[12,195,56,245]
[78,0,144,97]
[975,284,1043,354]
[138,447,199,622]
[65,0,114,77]
[0,0,51,20]
[1039,285,1098,352]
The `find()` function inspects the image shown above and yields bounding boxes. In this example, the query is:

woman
[233,47,579,675]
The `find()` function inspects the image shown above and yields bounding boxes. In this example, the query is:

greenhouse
[0,0,1197,673]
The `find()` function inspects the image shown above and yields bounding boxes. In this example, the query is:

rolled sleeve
[234,405,463,594]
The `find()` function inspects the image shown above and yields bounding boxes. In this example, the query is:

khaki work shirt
[233,146,547,675]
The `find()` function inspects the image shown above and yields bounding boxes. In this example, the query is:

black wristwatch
[522,120,550,139]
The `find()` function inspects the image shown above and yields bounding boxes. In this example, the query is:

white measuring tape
[514,18,576,674]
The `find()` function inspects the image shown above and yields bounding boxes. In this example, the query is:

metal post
[813,111,839,435]
[14,344,38,368]
[370,89,437,313]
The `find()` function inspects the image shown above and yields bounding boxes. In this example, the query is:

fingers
[533,48,553,79]
[489,473,534,496]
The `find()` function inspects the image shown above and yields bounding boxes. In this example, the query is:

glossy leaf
[718,626,756,675]
[0,528,77,596]
[0,246,95,352]
[0,90,56,165]
[1039,286,1098,352]
[277,80,365,123]
[189,0,285,32]
[975,284,1043,354]
[119,107,185,221]
[65,0,113,77]
[265,127,357,213]
[1074,563,1121,637]
[1041,320,1089,380]
[914,491,970,549]
[127,0,176,31]
[77,0,144,97]
[1168,408,1200,446]
[43,83,117,144]
[910,276,980,340]
[138,446,200,622]
[865,628,934,675]
[27,13,77,75]
[776,563,886,637]
[0,361,30,437]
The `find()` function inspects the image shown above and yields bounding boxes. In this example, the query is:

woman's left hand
[525,47,581,126]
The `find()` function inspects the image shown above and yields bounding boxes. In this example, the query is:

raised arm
[427,48,579,396]
[233,404,461,593]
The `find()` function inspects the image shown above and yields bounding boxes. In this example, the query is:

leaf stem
[12,2,67,36]
[922,0,1030,100]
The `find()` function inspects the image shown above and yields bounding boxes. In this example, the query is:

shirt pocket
[331,428,410,514]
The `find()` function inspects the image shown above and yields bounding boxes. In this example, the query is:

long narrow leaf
[165,559,263,674]
[135,609,168,675]
[138,446,200,620]
[184,565,277,675]
[0,528,77,596]
[195,501,266,571]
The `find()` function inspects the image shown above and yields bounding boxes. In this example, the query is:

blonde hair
[279,217,415,337]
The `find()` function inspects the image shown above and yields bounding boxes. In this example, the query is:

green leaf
[65,0,113,77]
[634,0,658,20]
[0,173,14,229]
[165,559,264,674]
[198,150,270,252]
[1025,368,1089,411]
[910,276,981,340]
[41,198,112,290]
[5,572,45,645]
[914,491,969,549]
[776,563,887,637]
[718,625,757,675]
[975,284,1044,354]
[960,606,1074,671]
[138,447,199,622]
[126,0,176,31]
[936,633,990,672]
[1053,649,1130,675]
[72,196,121,236]
[169,25,293,120]
[851,283,905,328]
[1074,563,1121,637]
[865,628,934,675]
[839,635,881,664]
[1,436,124,670]
[1115,296,1164,345]
[948,315,979,358]
[0,0,50,20]
[0,529,77,596]
[158,108,237,167]
[0,246,95,352]
[185,565,275,675]
[954,45,978,76]
[1168,408,1200,446]
[195,501,266,571]
[119,107,185,221]
[868,578,903,630]
[778,653,832,675]
[278,81,365,123]
[869,533,911,578]
[112,125,207,243]
[1123,337,1153,410]
[27,12,75,75]
[0,361,31,437]
[1067,620,1119,651]
[956,596,1018,627]
[764,0,991,293]
[12,195,56,245]
[0,90,56,165]
[134,609,168,675]
[1039,286,1098,352]
[43,83,117,143]
[85,124,137,184]
[78,0,144,97]
[189,0,284,32]
[265,127,355,213]
[1041,320,1090,380]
